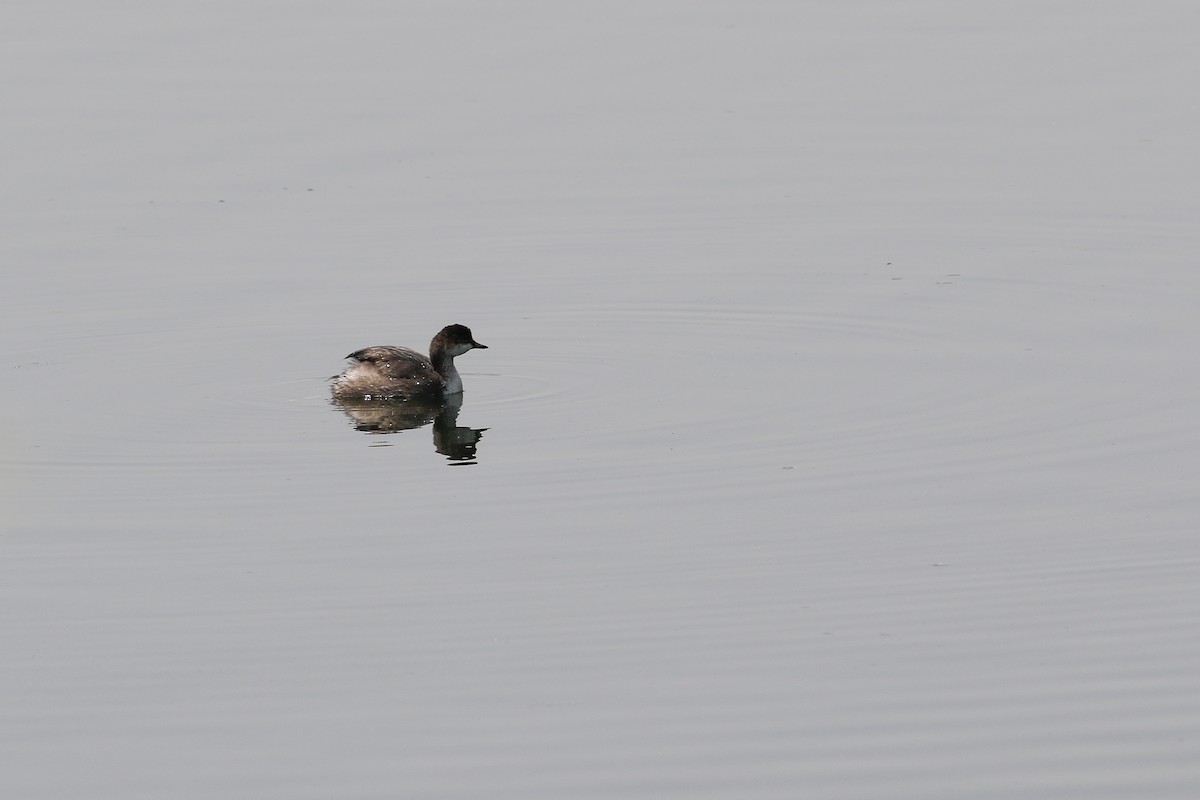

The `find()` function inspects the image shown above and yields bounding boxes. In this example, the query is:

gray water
[3,2,1199,798]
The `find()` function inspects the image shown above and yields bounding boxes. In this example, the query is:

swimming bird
[332,324,487,400]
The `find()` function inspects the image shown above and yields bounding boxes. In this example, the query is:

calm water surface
[3,3,1199,798]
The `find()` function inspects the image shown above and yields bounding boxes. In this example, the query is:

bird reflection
[331,394,486,464]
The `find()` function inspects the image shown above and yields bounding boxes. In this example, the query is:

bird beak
[472,341,488,349]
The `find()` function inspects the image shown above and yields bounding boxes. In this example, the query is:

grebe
[332,324,487,400]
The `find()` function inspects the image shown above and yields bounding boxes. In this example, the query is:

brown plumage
[332,324,487,400]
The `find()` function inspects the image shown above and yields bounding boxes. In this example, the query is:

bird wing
[344,345,433,374]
